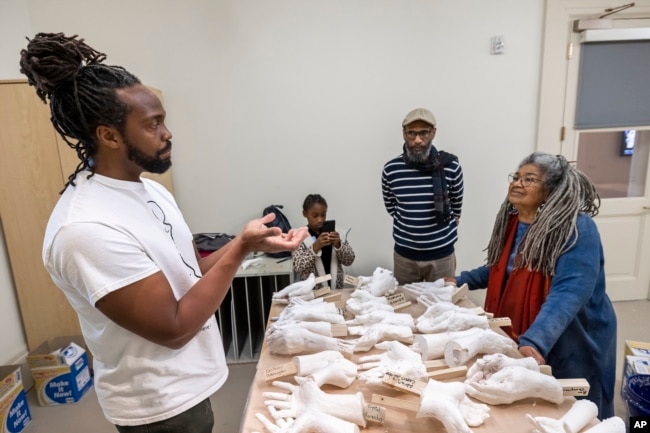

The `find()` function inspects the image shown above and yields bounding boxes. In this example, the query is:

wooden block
[330,323,348,337]
[271,298,288,305]
[363,404,386,424]
[264,361,298,381]
[344,275,359,287]
[314,274,332,284]
[427,366,467,380]
[392,301,412,310]
[386,292,407,306]
[382,371,425,394]
[371,394,419,412]
[539,365,553,375]
[312,287,330,298]
[558,378,590,397]
[424,359,448,370]
[452,283,469,304]
[340,348,355,360]
[322,291,342,302]
[488,317,512,327]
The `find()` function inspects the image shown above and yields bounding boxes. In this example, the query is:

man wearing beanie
[381,108,464,285]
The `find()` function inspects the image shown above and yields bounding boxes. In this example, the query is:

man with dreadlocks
[20,33,307,432]
[449,152,616,419]
[381,107,464,285]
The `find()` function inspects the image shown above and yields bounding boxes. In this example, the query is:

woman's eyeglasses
[508,173,541,187]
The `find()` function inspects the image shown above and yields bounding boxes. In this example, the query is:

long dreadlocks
[486,152,601,275]
[19,32,141,191]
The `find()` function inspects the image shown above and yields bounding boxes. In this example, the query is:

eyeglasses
[508,173,542,187]
[404,129,433,139]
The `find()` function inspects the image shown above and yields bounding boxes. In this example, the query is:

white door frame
[538,0,650,301]
[538,0,650,154]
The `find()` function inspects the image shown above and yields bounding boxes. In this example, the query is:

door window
[576,129,649,198]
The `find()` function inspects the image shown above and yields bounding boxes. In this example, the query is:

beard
[125,139,173,174]
[404,141,432,164]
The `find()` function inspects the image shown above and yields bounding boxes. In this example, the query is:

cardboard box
[625,340,650,358]
[26,337,92,406]
[623,355,650,385]
[0,365,32,433]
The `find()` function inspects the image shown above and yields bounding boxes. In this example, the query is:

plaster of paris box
[625,340,650,358]
[623,356,650,386]
[26,338,92,406]
[0,366,32,433]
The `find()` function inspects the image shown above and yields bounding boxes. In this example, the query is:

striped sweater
[381,147,464,261]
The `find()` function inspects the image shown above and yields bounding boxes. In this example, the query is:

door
[0,80,83,349]
[538,1,650,301]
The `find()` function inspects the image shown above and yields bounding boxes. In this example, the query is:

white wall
[0,0,543,364]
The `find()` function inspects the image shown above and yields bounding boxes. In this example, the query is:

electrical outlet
[491,36,505,55]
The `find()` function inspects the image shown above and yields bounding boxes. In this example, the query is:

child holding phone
[292,194,355,289]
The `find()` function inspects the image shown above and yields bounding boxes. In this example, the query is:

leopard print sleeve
[335,241,355,266]
[292,242,318,281]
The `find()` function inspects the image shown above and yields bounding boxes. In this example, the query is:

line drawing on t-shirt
[147,200,201,278]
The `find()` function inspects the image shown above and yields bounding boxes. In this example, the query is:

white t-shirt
[42,172,228,426]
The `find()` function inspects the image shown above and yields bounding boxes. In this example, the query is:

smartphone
[321,220,336,233]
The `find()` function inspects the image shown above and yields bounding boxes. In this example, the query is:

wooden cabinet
[0,79,173,350]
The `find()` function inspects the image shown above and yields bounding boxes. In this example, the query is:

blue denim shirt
[456,214,617,419]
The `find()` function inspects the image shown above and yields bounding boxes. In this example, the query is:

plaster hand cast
[277,298,345,324]
[581,416,626,433]
[466,353,541,383]
[403,278,455,303]
[272,274,316,301]
[266,326,353,355]
[357,340,427,386]
[414,328,484,361]
[345,290,394,316]
[444,328,519,367]
[527,399,625,433]
[465,365,564,405]
[291,350,344,376]
[526,399,598,433]
[296,356,358,388]
[254,407,360,433]
[263,378,367,427]
[418,301,475,316]
[266,320,334,338]
[354,267,398,297]
[417,378,490,433]
[346,310,415,330]
[416,303,488,334]
[348,322,414,352]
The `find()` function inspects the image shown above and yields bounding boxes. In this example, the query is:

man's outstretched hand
[240,213,308,255]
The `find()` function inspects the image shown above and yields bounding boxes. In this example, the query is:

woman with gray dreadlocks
[449,152,616,419]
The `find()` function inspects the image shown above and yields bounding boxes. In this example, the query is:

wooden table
[239,288,599,433]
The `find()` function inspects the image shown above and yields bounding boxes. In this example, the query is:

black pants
[115,398,214,433]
